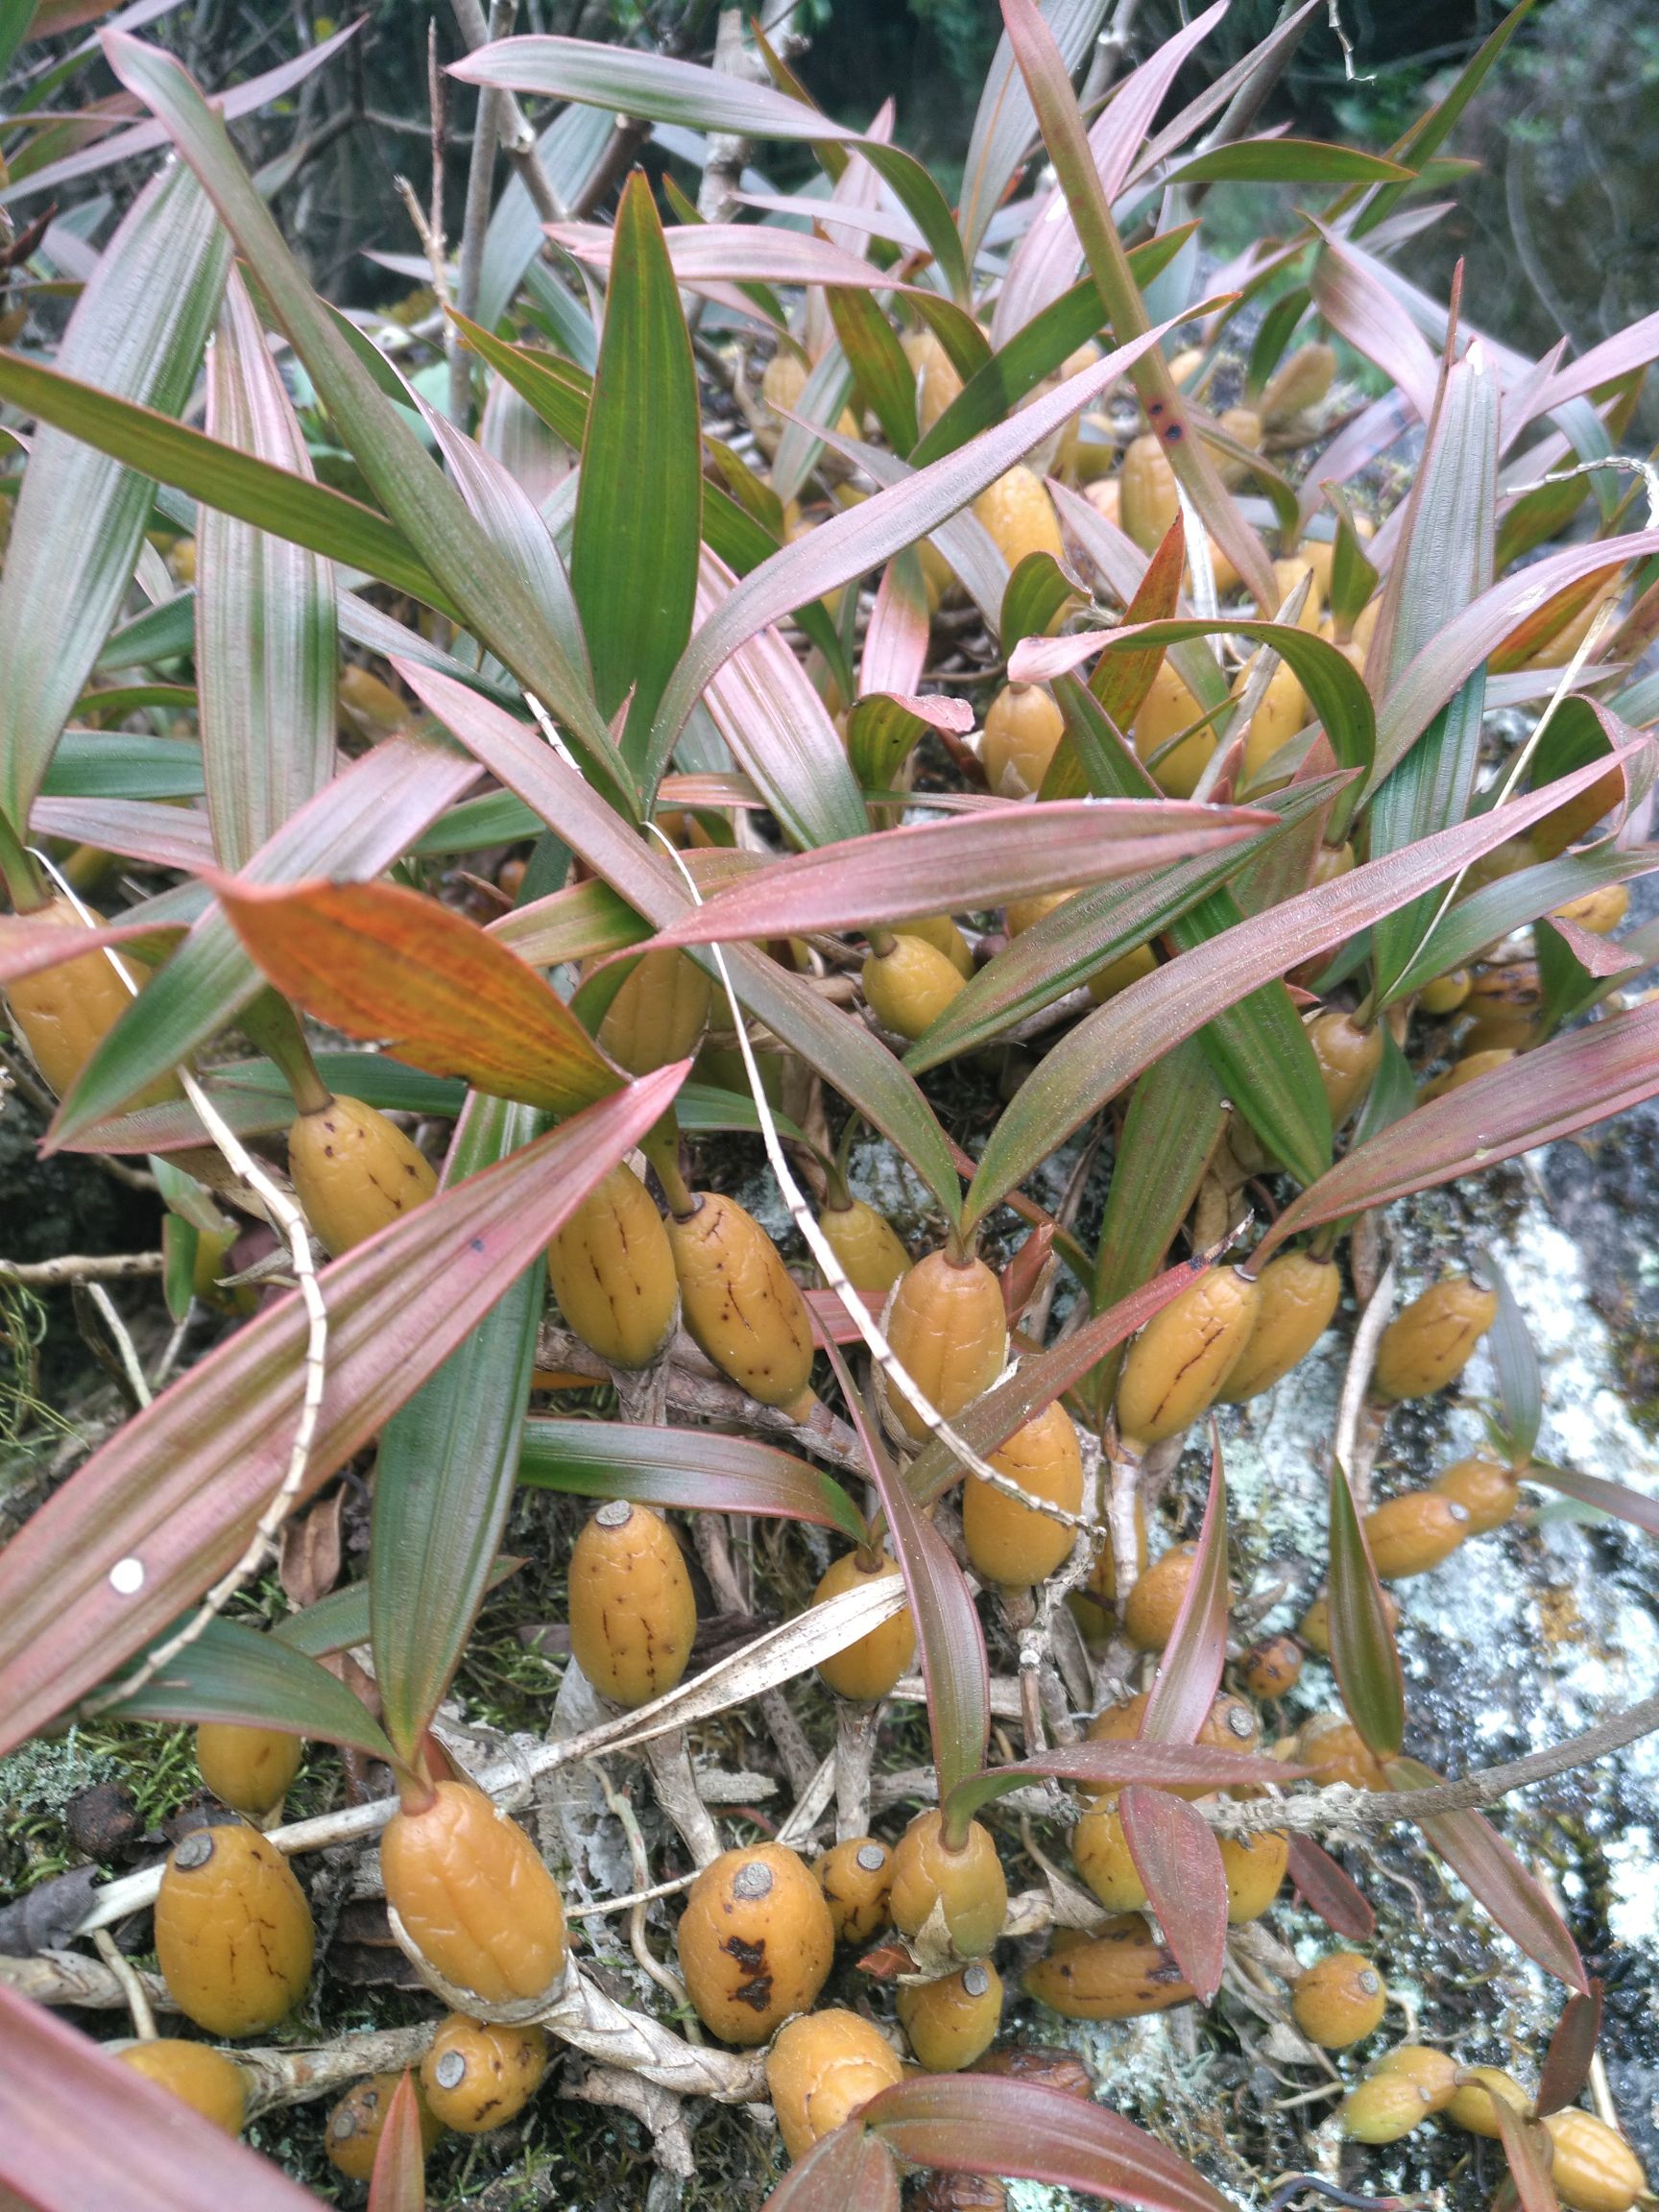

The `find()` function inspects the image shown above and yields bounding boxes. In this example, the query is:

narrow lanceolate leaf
[367,2074,426,2212]
[1092,1041,1227,1348]
[572,172,700,761]
[1536,1985,1603,2119]
[103,32,631,816]
[961,751,1638,1227]
[824,1346,990,1809]
[394,656,966,1222]
[196,268,335,866]
[997,0,1276,613]
[373,1096,546,1765]
[907,784,1341,1071]
[212,878,618,1116]
[1327,1459,1406,1757]
[1169,139,1413,185]
[958,0,1110,257]
[96,1616,397,1764]
[51,733,483,1144]
[1514,1462,1659,1539]
[0,1067,686,1760]
[519,1422,866,1543]
[1142,1433,1230,1745]
[1013,616,1376,793]
[1486,2091,1560,2212]
[1375,530,1659,786]
[1286,1837,1376,1940]
[761,2124,901,2212]
[64,1053,466,1157]
[1168,890,1333,1190]
[862,2075,1233,2212]
[0,348,450,613]
[651,800,1266,945]
[1483,1247,1543,1465]
[1386,1757,1589,1992]
[0,159,226,835]
[1259,998,1659,1265]
[1118,1789,1229,2005]
[944,1741,1297,1830]
[0,1987,325,2212]
[1368,345,1500,995]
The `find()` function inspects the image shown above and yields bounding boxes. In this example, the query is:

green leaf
[1092,1039,1227,1369]
[1170,890,1333,1190]
[1368,347,1500,996]
[1166,139,1414,185]
[373,1095,546,1763]
[0,159,227,836]
[1481,1246,1543,1466]
[573,172,701,763]
[846,690,974,798]
[43,730,204,801]
[99,1616,398,1763]
[1000,551,1077,651]
[105,31,632,817]
[1389,845,1659,1003]
[451,309,853,686]
[0,349,451,613]
[197,270,336,867]
[52,729,481,1142]
[1327,1459,1406,1756]
[0,1065,687,1758]
[519,1421,866,1543]
[827,284,918,455]
[912,243,1193,469]
[64,1052,468,1156]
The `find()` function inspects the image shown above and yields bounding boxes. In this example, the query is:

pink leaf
[1119,1787,1229,2003]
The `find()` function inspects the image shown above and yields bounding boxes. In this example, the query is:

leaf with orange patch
[212,875,618,1114]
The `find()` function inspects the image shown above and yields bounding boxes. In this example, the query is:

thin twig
[448,0,515,424]
[91,1930,156,2041]
[0,1254,164,1287]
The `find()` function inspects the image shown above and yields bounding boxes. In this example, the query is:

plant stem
[447,0,516,426]
[641,1113,695,1216]
[240,991,333,1118]
[0,809,46,912]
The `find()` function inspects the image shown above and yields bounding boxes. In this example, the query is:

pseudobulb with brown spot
[677,1842,833,2044]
